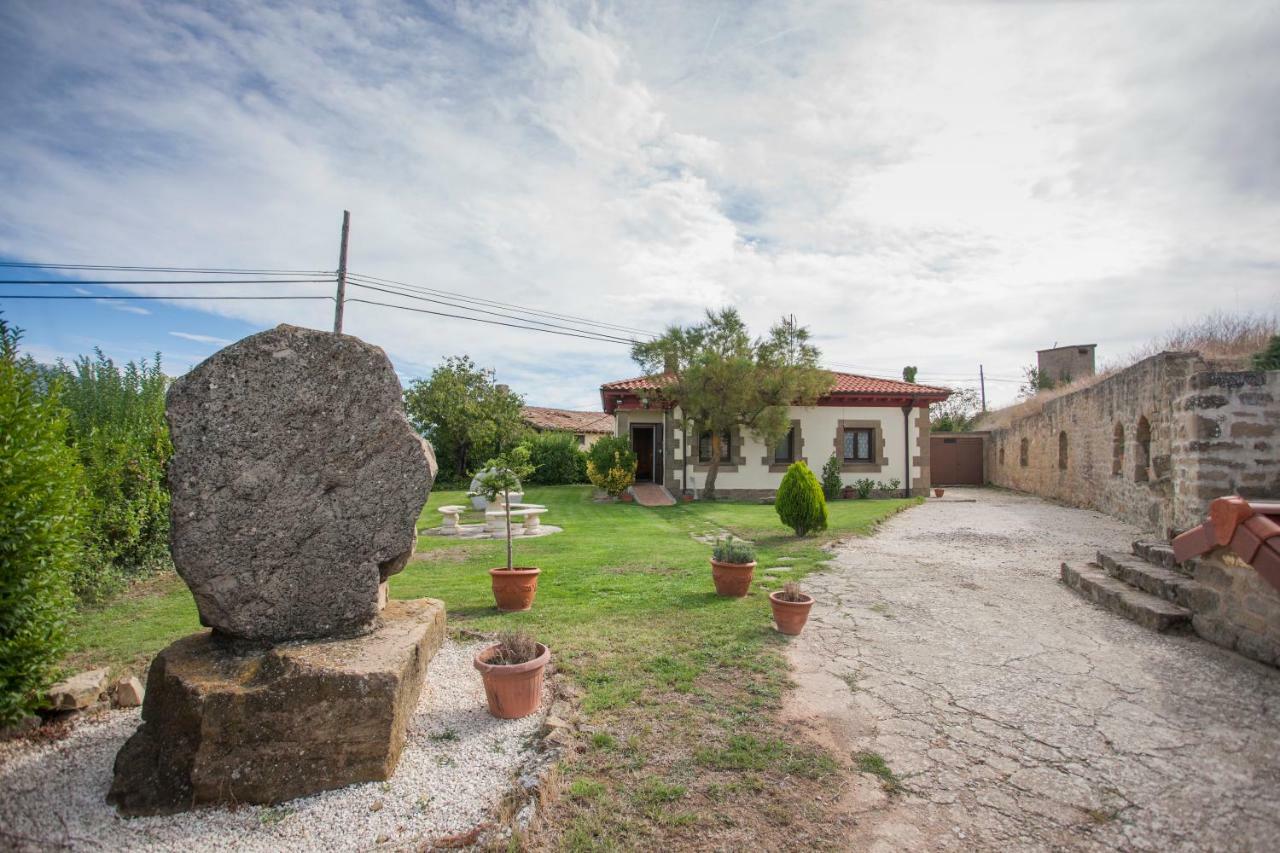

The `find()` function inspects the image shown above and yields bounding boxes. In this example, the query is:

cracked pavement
[784,488,1280,852]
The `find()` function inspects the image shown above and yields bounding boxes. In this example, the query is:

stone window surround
[693,424,747,472]
[762,419,805,473]
[834,419,888,474]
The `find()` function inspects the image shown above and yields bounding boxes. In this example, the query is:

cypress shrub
[0,319,83,726]
[522,431,588,484]
[776,460,828,536]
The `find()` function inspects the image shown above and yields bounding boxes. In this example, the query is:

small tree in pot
[471,446,540,611]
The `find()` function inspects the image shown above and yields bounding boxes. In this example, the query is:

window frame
[698,429,732,464]
[842,427,875,463]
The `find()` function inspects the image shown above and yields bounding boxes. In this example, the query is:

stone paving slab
[785,487,1280,852]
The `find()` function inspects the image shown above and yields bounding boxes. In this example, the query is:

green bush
[820,453,843,500]
[1254,335,1280,371]
[586,435,637,498]
[522,431,587,485]
[0,319,83,726]
[775,461,828,536]
[53,350,172,601]
[854,477,875,499]
[712,536,755,564]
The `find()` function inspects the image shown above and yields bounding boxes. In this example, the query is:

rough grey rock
[108,598,446,816]
[166,324,436,642]
[45,668,108,711]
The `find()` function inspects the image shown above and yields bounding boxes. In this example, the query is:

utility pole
[979,364,987,412]
[333,210,351,334]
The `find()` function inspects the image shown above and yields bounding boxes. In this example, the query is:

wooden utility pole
[979,364,987,411]
[333,210,351,334]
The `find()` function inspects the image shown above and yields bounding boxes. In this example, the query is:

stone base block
[108,598,445,816]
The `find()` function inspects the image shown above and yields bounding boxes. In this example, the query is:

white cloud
[95,299,151,315]
[0,0,1277,409]
[169,331,233,345]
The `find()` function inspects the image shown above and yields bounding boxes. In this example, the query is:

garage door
[931,435,984,485]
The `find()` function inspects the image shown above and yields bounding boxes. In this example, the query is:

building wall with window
[982,352,1280,537]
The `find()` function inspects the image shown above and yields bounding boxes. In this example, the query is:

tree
[404,356,526,483]
[470,446,536,571]
[820,453,843,500]
[902,366,917,384]
[1018,365,1055,399]
[930,386,982,432]
[775,461,828,536]
[1253,335,1280,370]
[0,318,82,725]
[631,310,829,499]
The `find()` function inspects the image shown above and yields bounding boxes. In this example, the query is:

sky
[1,0,1277,410]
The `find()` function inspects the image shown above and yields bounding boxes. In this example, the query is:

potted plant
[710,536,757,597]
[841,485,854,500]
[769,581,815,635]
[471,447,540,612]
[474,631,550,719]
[934,487,945,498]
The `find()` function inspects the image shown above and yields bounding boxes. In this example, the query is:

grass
[854,750,903,795]
[64,484,917,848]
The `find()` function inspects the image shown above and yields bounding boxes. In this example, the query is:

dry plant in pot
[710,536,757,597]
[474,631,550,719]
[934,488,945,498]
[769,581,815,635]
[471,447,541,612]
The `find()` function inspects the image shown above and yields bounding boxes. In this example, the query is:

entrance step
[1060,562,1193,633]
[630,483,675,507]
[1096,551,1209,609]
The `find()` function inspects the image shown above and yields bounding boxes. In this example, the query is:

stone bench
[484,504,549,534]
[435,505,468,535]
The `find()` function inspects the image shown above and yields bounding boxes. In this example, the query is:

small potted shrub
[934,487,945,498]
[710,536,757,597]
[769,581,815,635]
[841,485,854,500]
[472,447,541,612]
[474,631,550,719]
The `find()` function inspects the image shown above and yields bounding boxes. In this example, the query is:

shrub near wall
[0,320,82,725]
[586,435,637,498]
[522,431,588,484]
[776,461,829,536]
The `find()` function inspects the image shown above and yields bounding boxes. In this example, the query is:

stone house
[520,406,614,449]
[599,371,950,499]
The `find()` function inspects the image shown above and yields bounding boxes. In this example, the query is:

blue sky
[2,1,1278,408]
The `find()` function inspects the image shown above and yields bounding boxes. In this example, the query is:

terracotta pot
[841,486,854,500]
[489,566,541,612]
[710,559,756,597]
[474,642,550,719]
[934,488,945,498]
[682,493,694,502]
[769,591,815,635]
[620,493,634,503]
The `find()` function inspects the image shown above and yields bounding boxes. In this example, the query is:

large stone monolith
[109,325,444,816]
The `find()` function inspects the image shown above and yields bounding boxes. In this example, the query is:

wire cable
[0,262,334,276]
[0,294,335,301]
[344,297,635,345]
[0,278,335,285]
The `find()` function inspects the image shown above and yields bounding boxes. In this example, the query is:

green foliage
[586,435,637,498]
[404,356,526,484]
[902,366,917,383]
[522,431,587,485]
[1018,365,1055,399]
[854,478,875,499]
[711,536,755,564]
[51,349,171,601]
[820,453,843,500]
[775,461,828,536]
[1253,335,1280,370]
[930,386,981,432]
[471,446,536,570]
[0,319,82,725]
[631,310,828,499]
[886,478,902,492]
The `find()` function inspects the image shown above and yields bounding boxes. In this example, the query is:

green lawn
[66,486,917,849]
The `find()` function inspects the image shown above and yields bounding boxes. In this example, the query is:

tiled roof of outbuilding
[520,406,615,434]
[601,371,949,397]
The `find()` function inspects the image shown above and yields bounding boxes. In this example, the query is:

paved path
[785,488,1280,852]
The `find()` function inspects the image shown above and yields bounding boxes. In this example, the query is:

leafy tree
[471,446,536,571]
[820,453,843,500]
[775,461,828,536]
[902,366,917,383]
[631,310,829,499]
[0,319,82,725]
[404,356,526,484]
[1018,365,1055,399]
[522,431,587,484]
[52,350,171,600]
[586,435,637,498]
[1253,335,1280,370]
[930,386,982,432]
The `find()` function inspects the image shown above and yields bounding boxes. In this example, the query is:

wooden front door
[632,425,655,482]
[930,435,984,485]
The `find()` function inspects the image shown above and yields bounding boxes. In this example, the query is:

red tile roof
[601,371,949,397]
[520,406,615,434]
[1173,496,1280,594]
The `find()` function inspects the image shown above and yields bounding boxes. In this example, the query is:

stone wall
[985,353,1280,536]
[1190,550,1280,668]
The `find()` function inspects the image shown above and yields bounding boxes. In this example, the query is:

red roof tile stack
[1173,496,1280,593]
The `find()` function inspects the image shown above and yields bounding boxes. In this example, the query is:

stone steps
[1131,539,1195,576]
[1060,562,1193,633]
[1096,550,1206,608]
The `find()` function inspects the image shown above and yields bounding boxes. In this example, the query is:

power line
[0,278,334,285]
[0,262,333,276]
[345,281,638,344]
[344,297,636,345]
[0,294,334,301]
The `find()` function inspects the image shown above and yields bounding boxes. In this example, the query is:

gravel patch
[0,639,547,852]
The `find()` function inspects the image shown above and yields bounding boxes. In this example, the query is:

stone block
[45,668,108,711]
[112,676,144,708]
[108,598,445,816]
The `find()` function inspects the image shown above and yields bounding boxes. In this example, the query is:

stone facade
[985,353,1280,536]
[1037,343,1096,385]
[1191,550,1280,667]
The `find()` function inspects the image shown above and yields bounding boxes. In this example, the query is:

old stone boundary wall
[984,352,1280,537]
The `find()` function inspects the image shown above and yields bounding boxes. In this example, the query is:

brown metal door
[632,425,655,482]
[931,435,983,485]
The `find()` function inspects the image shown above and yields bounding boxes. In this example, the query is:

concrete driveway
[785,488,1280,852]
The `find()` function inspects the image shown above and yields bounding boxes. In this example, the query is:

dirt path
[785,488,1280,852]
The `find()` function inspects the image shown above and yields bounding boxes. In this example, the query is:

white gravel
[0,639,548,852]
